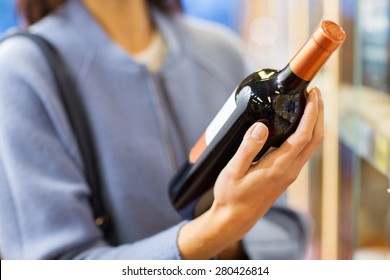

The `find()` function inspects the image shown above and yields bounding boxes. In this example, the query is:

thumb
[224,122,268,179]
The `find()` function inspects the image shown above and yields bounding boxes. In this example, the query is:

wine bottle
[169,20,346,219]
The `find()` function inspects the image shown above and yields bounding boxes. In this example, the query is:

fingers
[264,87,320,165]
[223,122,269,179]
[248,87,320,182]
[293,87,324,168]
[223,87,322,182]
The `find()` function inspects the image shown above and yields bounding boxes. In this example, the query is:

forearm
[178,207,225,259]
[217,241,248,260]
[177,204,255,260]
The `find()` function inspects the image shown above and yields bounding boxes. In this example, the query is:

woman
[0,0,323,259]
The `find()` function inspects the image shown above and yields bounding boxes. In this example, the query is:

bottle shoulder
[237,68,279,88]
[236,66,309,100]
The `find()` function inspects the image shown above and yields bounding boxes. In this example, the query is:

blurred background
[1,0,390,260]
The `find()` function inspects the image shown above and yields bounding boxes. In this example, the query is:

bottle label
[189,90,237,164]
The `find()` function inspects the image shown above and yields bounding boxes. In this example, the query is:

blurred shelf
[353,247,390,260]
[339,84,390,180]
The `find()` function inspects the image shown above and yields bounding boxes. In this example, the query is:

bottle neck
[277,65,310,91]
[289,37,334,81]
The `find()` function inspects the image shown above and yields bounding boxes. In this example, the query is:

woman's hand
[178,87,323,259]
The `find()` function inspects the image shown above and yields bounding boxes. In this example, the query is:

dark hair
[17,0,182,26]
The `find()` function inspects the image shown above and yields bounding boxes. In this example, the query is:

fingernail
[310,86,321,99]
[251,123,267,141]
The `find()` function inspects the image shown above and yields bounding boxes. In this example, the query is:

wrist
[217,240,249,260]
[209,200,259,239]
[177,205,240,259]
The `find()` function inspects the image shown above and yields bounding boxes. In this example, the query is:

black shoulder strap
[2,32,112,237]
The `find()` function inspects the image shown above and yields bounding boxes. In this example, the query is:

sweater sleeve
[0,36,186,260]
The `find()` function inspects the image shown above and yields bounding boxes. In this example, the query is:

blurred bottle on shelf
[361,0,390,93]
